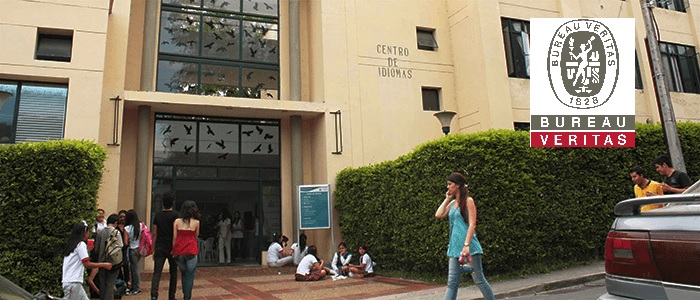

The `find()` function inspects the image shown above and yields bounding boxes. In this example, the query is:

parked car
[598,180,700,299]
[0,274,60,300]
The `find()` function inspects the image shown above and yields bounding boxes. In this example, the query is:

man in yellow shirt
[630,166,664,211]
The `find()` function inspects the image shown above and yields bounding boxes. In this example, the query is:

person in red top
[172,200,200,300]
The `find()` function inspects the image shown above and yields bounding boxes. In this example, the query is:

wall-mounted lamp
[0,90,13,110]
[433,110,457,135]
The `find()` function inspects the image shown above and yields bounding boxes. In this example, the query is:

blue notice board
[299,184,331,230]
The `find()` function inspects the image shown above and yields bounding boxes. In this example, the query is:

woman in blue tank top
[435,172,494,300]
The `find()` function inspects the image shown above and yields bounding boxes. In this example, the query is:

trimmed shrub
[335,123,698,277]
[0,140,107,295]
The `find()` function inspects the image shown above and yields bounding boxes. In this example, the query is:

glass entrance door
[150,114,281,266]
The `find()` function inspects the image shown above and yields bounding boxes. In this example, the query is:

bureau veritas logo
[530,18,635,148]
[549,19,618,109]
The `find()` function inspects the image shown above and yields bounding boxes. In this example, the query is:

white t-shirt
[361,253,374,273]
[290,243,308,265]
[126,223,141,250]
[92,221,107,233]
[296,254,318,275]
[230,219,244,239]
[217,218,231,239]
[62,241,89,284]
[266,242,283,263]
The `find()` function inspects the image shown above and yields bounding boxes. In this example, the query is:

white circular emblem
[548,19,619,109]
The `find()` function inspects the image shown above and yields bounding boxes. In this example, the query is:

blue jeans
[445,254,494,300]
[128,248,141,291]
[176,255,198,300]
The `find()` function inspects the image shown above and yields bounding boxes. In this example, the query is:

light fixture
[433,110,457,135]
[0,90,13,110]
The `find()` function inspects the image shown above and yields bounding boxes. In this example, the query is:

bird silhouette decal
[242,130,253,136]
[161,41,170,45]
[267,144,273,153]
[207,143,212,149]
[206,125,215,136]
[253,144,262,153]
[264,133,274,140]
[186,40,196,46]
[253,2,259,10]
[227,42,235,46]
[215,139,226,149]
[249,47,258,57]
[184,145,194,155]
[184,124,193,135]
[266,92,274,98]
[169,138,180,146]
[216,46,227,52]
[213,33,223,40]
[268,76,276,81]
[205,20,216,29]
[269,46,276,54]
[204,42,215,49]
[220,1,230,8]
[218,153,229,159]
[258,39,266,48]
[254,83,265,91]
[226,130,235,134]
[243,29,252,38]
[246,71,254,81]
[264,3,273,10]
[226,29,236,38]
[255,125,263,134]
[163,125,172,134]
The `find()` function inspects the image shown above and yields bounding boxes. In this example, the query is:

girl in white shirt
[348,243,375,278]
[290,233,308,265]
[330,242,352,276]
[62,222,112,300]
[295,245,331,281]
[266,233,293,267]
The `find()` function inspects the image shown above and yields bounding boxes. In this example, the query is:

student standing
[172,200,200,300]
[435,172,494,300]
[62,222,112,300]
[151,192,179,300]
[124,210,142,295]
[95,214,123,300]
[653,155,693,194]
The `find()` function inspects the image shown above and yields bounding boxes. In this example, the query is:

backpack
[106,228,123,266]
[138,222,153,257]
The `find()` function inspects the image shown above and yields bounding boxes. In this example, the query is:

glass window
[36,32,73,62]
[655,0,686,12]
[421,88,440,111]
[659,42,700,94]
[502,18,530,78]
[158,0,279,98]
[514,122,530,131]
[0,81,68,144]
[417,28,438,51]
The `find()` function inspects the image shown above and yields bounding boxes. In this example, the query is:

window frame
[501,18,530,79]
[35,32,73,62]
[421,87,441,111]
[0,80,68,144]
[655,0,686,12]
[659,42,700,94]
[635,52,644,90]
[417,28,438,51]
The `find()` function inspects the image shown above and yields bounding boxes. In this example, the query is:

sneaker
[128,290,141,295]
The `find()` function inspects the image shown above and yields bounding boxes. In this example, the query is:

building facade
[1,0,699,268]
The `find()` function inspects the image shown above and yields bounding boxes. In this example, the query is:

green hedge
[0,140,107,295]
[335,123,698,277]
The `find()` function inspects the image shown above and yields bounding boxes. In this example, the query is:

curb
[486,272,606,299]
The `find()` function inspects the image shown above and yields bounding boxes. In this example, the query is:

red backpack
[138,222,153,257]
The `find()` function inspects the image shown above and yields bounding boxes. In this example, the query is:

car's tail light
[605,230,660,279]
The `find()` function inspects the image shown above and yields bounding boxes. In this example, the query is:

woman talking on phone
[435,172,494,300]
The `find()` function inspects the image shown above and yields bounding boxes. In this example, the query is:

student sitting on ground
[267,233,293,267]
[329,242,352,277]
[290,233,308,266]
[295,245,331,281]
[348,243,375,278]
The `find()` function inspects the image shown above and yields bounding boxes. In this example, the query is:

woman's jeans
[445,254,494,300]
[128,248,141,291]
[176,255,198,300]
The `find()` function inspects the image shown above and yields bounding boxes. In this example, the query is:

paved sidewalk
[367,261,605,300]
[123,261,604,300]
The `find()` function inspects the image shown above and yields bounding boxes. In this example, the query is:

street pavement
[127,261,604,300]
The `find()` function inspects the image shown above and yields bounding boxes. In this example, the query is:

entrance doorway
[150,114,281,266]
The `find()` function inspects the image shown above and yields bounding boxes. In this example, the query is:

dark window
[0,81,68,143]
[36,32,73,62]
[635,52,643,89]
[655,0,686,12]
[417,28,438,51]
[157,0,279,99]
[659,42,700,94]
[422,88,440,111]
[514,122,530,131]
[501,18,530,78]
